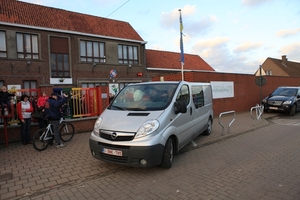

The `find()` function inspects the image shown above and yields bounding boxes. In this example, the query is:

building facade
[0,0,147,93]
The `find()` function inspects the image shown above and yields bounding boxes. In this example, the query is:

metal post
[259,65,262,104]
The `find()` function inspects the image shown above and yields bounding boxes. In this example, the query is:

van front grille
[100,153,128,163]
[100,130,135,141]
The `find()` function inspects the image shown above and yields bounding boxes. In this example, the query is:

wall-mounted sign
[137,72,143,76]
[110,69,117,78]
[210,81,234,99]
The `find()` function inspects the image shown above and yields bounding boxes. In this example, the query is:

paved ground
[0,111,290,200]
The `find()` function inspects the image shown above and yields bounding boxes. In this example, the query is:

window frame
[80,40,106,63]
[50,36,70,78]
[23,80,38,97]
[0,31,7,58]
[118,44,138,65]
[16,32,39,60]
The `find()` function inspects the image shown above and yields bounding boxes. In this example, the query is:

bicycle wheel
[32,128,50,151]
[59,122,75,142]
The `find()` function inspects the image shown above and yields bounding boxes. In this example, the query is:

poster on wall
[109,84,119,96]
[210,81,234,99]
[7,85,21,96]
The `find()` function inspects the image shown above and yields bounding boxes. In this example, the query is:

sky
[20,0,300,74]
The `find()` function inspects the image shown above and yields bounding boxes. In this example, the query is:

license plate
[102,148,123,156]
[269,107,278,110]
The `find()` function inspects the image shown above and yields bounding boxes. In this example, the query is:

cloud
[241,0,274,6]
[280,43,300,62]
[160,5,215,36]
[234,42,262,53]
[160,5,196,29]
[276,27,300,37]
[191,37,259,74]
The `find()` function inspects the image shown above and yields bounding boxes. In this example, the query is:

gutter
[147,68,215,73]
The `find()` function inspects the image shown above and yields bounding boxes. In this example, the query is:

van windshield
[109,83,178,111]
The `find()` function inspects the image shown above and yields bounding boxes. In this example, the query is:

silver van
[89,81,213,168]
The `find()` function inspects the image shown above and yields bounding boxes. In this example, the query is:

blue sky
[20,0,300,74]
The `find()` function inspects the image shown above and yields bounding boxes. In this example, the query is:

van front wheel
[203,117,212,135]
[161,137,173,169]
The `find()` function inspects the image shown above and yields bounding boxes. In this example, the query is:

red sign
[137,72,143,76]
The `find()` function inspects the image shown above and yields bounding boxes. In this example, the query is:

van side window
[191,85,204,108]
[176,84,190,104]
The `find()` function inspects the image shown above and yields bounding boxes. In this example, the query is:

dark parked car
[262,86,300,116]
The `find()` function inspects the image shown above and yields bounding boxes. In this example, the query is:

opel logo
[111,132,117,139]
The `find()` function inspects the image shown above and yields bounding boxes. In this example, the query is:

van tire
[161,137,173,169]
[203,117,212,135]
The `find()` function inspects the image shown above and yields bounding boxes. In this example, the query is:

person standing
[17,94,33,145]
[37,92,49,128]
[44,92,68,148]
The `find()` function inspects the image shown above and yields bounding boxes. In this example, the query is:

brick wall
[152,71,300,116]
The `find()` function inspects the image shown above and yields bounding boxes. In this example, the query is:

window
[0,31,7,58]
[50,37,70,78]
[191,85,204,108]
[266,70,272,76]
[16,33,39,59]
[118,44,138,64]
[176,84,190,104]
[24,80,37,97]
[81,82,105,88]
[80,40,105,63]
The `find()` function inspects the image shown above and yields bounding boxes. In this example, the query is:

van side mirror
[174,101,187,114]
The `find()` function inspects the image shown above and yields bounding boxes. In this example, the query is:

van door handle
[190,107,192,115]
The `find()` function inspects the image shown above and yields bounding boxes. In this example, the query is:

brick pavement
[0,111,279,200]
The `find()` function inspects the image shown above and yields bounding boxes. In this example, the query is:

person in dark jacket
[44,92,68,148]
[0,86,15,115]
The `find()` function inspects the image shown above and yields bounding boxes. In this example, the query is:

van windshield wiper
[128,108,147,111]
[111,105,126,110]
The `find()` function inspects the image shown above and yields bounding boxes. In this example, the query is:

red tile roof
[0,0,143,41]
[146,49,214,71]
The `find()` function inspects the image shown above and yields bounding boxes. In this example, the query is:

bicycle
[32,118,75,151]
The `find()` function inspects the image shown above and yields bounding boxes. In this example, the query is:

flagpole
[179,9,184,81]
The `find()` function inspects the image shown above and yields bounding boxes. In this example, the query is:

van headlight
[135,120,159,139]
[93,117,103,135]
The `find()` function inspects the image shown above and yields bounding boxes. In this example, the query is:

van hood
[100,110,164,132]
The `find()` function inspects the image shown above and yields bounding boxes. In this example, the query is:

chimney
[282,55,287,66]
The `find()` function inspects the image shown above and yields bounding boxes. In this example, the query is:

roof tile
[0,0,143,41]
[146,49,214,71]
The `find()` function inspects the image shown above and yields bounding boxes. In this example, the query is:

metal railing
[218,110,236,135]
[250,104,264,125]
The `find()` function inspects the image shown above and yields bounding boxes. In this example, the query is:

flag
[179,9,184,64]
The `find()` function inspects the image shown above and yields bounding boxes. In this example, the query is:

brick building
[0,0,147,93]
